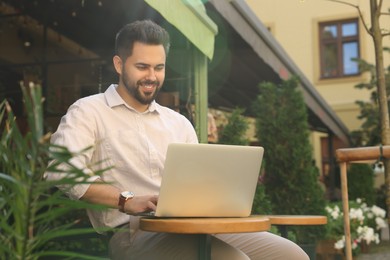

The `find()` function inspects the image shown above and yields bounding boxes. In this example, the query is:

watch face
[121,191,134,199]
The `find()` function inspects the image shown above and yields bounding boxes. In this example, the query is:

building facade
[246,0,390,179]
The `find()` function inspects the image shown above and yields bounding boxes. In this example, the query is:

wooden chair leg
[340,162,352,260]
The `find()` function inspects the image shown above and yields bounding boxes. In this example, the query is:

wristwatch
[118,191,134,213]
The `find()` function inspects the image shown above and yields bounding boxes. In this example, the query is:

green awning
[144,0,217,60]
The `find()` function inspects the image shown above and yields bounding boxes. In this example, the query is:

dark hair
[115,20,170,60]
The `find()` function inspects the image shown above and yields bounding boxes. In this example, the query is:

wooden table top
[140,216,271,234]
[261,215,327,225]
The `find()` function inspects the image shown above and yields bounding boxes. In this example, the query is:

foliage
[375,183,387,212]
[217,107,250,145]
[348,50,390,215]
[39,208,109,258]
[0,83,109,259]
[216,108,273,215]
[324,198,387,256]
[349,49,390,147]
[253,76,326,243]
[251,180,273,215]
[347,164,376,205]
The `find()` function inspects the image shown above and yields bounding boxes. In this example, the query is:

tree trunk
[370,0,390,231]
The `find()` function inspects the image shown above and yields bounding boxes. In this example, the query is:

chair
[336,145,390,260]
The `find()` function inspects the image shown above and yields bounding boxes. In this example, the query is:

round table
[140,216,270,260]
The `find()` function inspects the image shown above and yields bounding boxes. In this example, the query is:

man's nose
[146,68,157,80]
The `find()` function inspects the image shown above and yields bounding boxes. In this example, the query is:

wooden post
[193,47,208,144]
[339,161,352,260]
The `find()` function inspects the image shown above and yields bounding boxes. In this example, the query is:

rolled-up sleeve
[45,100,100,200]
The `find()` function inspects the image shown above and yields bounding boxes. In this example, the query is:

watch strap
[118,191,134,213]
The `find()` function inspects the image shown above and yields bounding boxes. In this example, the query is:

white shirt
[46,84,198,230]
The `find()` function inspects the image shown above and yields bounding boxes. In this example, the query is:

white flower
[357,226,377,245]
[375,217,388,229]
[371,205,386,218]
[334,237,345,250]
[331,210,340,220]
[326,205,341,220]
[374,233,380,244]
[325,206,333,215]
[326,201,386,254]
[350,208,365,222]
[362,204,370,213]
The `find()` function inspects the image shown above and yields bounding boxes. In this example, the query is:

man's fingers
[147,200,157,211]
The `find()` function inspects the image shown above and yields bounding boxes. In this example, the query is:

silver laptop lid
[155,143,264,217]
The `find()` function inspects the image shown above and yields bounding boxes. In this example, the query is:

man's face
[120,42,166,105]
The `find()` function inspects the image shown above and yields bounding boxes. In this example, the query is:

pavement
[356,240,390,260]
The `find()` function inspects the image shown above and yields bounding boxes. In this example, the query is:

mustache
[139,80,159,86]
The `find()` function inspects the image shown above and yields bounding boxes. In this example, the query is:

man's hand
[124,195,158,215]
[81,180,158,215]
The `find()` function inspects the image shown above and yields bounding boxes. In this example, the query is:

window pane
[322,25,337,39]
[343,42,359,75]
[342,22,357,37]
[319,19,360,78]
[323,43,338,77]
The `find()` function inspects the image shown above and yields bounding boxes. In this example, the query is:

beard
[121,68,161,105]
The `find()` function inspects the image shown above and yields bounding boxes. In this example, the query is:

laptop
[147,143,264,218]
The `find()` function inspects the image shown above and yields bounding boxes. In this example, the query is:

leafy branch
[0,83,109,259]
[325,0,390,36]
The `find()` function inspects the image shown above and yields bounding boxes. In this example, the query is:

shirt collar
[105,84,160,114]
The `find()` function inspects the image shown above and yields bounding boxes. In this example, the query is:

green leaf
[0,84,109,258]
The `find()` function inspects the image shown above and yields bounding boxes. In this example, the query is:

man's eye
[155,66,165,71]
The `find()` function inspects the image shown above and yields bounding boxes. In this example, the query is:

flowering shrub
[324,198,387,255]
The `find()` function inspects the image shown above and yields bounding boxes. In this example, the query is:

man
[46,20,308,259]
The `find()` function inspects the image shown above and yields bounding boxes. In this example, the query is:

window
[319,19,360,79]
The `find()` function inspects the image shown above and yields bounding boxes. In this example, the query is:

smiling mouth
[142,84,155,90]
[139,80,159,93]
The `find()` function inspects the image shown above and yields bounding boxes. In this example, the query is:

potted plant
[324,198,387,257]
[0,83,108,259]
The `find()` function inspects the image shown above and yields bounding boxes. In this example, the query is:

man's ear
[113,55,123,74]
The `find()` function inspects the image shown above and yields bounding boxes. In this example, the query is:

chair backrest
[335,145,390,260]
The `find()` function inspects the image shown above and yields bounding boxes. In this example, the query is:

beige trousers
[109,229,309,260]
